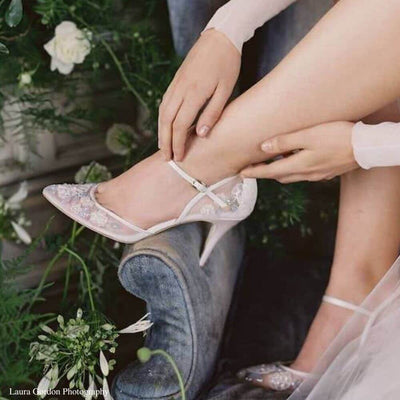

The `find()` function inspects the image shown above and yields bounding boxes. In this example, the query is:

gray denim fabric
[166,0,226,57]
[112,223,245,400]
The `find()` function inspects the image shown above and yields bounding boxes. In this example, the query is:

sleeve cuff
[352,121,400,169]
[201,7,244,53]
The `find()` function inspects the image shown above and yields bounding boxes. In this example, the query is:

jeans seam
[118,248,198,399]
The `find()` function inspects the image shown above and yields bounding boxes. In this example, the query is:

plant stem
[62,222,78,303]
[151,350,186,400]
[100,38,147,108]
[69,9,147,109]
[28,226,85,311]
[64,248,96,312]
[88,234,99,261]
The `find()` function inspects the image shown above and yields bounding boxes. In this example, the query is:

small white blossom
[37,369,52,398]
[102,377,113,400]
[7,181,28,209]
[44,21,91,75]
[85,375,95,400]
[74,162,111,184]
[11,221,31,244]
[99,350,109,376]
[18,72,32,87]
[119,313,153,334]
[106,123,141,155]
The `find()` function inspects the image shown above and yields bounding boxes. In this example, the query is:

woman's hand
[241,121,359,183]
[158,29,241,161]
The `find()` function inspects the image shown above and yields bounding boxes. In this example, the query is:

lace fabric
[288,256,400,400]
[44,184,141,237]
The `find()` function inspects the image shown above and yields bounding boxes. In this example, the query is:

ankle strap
[322,295,371,316]
[168,160,229,208]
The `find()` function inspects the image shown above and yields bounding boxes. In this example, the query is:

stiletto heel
[200,220,239,266]
[43,160,257,266]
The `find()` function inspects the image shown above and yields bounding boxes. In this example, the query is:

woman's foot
[290,268,380,374]
[242,268,379,390]
[95,148,239,230]
[95,152,198,229]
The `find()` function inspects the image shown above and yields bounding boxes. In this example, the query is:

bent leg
[181,0,400,181]
[291,165,400,373]
[98,0,400,229]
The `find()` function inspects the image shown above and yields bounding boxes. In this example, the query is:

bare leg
[180,0,400,181]
[289,166,400,374]
[241,101,400,385]
[97,0,400,228]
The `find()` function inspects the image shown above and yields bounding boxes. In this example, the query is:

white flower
[102,377,113,400]
[119,313,153,334]
[74,162,111,184]
[44,21,91,75]
[7,181,28,209]
[37,369,52,398]
[99,350,109,376]
[11,221,31,244]
[105,123,140,155]
[85,375,95,400]
[19,72,32,87]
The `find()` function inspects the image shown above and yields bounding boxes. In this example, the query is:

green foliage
[5,0,23,28]
[247,180,309,247]
[0,240,53,395]
[0,183,31,244]
[0,0,175,155]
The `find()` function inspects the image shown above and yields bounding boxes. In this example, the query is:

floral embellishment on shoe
[89,210,108,227]
[200,204,215,216]
[268,370,302,391]
[237,363,307,392]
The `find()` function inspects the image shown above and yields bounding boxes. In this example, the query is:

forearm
[202,0,298,53]
[182,0,400,178]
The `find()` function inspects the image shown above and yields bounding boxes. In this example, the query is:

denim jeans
[112,223,245,400]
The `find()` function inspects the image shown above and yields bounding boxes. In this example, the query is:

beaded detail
[239,363,306,392]
[200,182,243,216]
[43,183,140,237]
[268,368,302,391]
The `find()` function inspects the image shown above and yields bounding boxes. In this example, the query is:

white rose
[44,21,91,75]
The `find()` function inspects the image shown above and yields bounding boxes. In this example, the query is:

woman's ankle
[326,261,390,304]
[177,135,240,185]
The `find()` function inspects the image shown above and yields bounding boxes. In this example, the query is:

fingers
[260,131,307,155]
[241,152,308,181]
[196,85,230,137]
[158,86,182,160]
[172,98,205,160]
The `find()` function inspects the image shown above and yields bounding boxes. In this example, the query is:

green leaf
[5,0,23,28]
[0,42,9,55]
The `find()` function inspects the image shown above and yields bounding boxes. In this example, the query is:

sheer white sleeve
[202,0,298,53]
[352,121,400,169]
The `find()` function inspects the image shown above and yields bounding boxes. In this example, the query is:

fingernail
[198,125,210,137]
[261,141,272,152]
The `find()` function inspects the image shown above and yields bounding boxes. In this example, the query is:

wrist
[201,28,241,56]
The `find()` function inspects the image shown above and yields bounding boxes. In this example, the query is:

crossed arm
[160,0,400,182]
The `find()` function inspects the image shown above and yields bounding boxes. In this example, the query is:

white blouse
[202,0,400,169]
